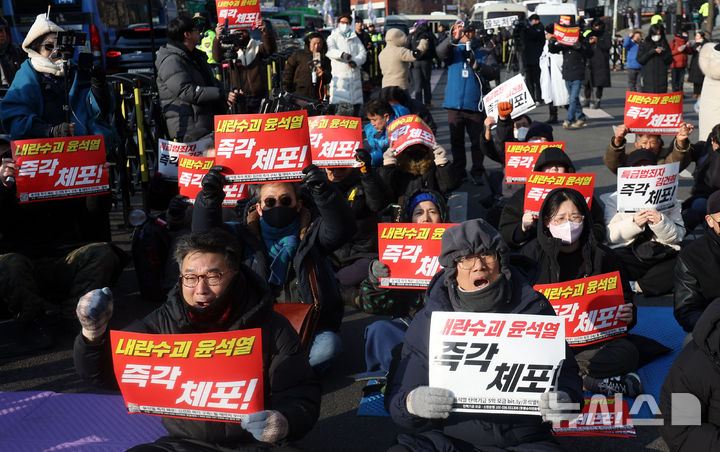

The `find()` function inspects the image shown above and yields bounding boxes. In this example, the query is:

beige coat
[699,44,720,139]
[379,28,424,90]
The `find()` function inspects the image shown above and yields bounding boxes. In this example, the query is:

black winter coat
[378,148,461,204]
[688,42,706,84]
[549,37,593,81]
[660,299,720,450]
[386,269,583,449]
[690,146,720,198]
[281,48,332,100]
[74,267,321,446]
[586,30,612,87]
[673,227,720,332]
[522,22,546,65]
[636,39,673,93]
[411,24,437,61]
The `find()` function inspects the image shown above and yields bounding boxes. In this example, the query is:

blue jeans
[308,330,343,368]
[565,79,586,123]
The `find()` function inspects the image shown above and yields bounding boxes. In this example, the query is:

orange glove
[497,101,513,119]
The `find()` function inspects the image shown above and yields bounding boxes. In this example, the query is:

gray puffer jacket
[155,42,226,141]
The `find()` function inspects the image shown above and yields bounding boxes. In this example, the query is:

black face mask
[239,36,250,48]
[263,206,298,228]
[450,274,510,313]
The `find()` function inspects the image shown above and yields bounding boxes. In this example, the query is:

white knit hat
[22,13,64,53]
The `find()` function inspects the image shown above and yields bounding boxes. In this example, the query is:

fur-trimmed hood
[699,43,720,80]
[21,14,65,76]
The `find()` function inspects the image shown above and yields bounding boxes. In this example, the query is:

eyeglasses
[549,214,584,225]
[456,251,498,270]
[180,271,228,288]
[262,195,294,208]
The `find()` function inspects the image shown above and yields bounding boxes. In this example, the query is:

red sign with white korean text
[178,155,248,206]
[216,0,261,29]
[377,223,457,289]
[523,172,595,216]
[504,141,566,184]
[308,115,363,167]
[387,115,435,155]
[11,135,108,203]
[214,111,311,183]
[554,24,580,46]
[624,92,683,134]
[158,138,211,180]
[534,272,627,347]
[110,329,263,422]
[553,397,635,438]
[559,15,572,26]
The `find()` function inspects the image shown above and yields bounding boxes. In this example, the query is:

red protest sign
[178,155,247,206]
[110,329,264,422]
[504,141,566,183]
[216,0,261,29]
[554,24,580,46]
[11,135,108,203]
[214,111,311,183]
[534,272,627,347]
[378,223,457,289]
[553,397,635,438]
[387,115,435,155]
[308,115,362,167]
[559,15,572,26]
[624,92,683,134]
[523,172,595,216]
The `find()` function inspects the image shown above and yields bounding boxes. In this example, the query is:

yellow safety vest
[199,30,217,64]
[699,2,709,16]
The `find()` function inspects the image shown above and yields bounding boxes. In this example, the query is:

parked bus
[383,13,461,33]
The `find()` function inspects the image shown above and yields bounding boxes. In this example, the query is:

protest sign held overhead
[11,136,109,203]
[535,272,627,347]
[523,173,595,216]
[158,138,212,180]
[483,74,536,120]
[553,24,580,46]
[616,162,679,213]
[559,15,572,26]
[387,115,435,155]
[110,329,264,422]
[504,142,566,184]
[429,312,566,415]
[214,111,311,183]
[377,223,456,289]
[624,92,683,134]
[216,0,261,29]
[177,155,247,206]
[308,115,362,168]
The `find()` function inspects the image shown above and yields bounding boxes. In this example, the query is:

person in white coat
[698,43,720,140]
[326,14,367,114]
[604,149,685,296]
[539,23,568,124]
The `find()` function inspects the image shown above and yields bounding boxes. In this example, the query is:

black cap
[707,190,720,215]
[626,149,658,166]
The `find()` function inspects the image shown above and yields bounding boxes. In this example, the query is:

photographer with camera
[211,17,277,114]
[156,15,238,142]
[282,32,331,100]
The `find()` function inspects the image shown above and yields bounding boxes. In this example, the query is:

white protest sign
[483,74,536,120]
[616,161,679,213]
[158,138,212,180]
[484,15,518,30]
[429,312,566,415]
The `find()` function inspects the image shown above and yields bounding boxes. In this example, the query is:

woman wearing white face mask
[636,23,673,93]
[521,187,669,398]
[326,13,367,114]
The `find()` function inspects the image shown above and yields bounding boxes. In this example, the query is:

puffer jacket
[636,38,672,93]
[698,43,720,139]
[604,193,685,251]
[437,38,499,111]
[670,35,693,69]
[660,298,720,450]
[363,103,410,166]
[326,28,367,105]
[156,42,226,141]
[379,28,417,90]
[74,267,321,447]
[548,37,593,82]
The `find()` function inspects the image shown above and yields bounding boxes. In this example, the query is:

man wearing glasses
[74,229,321,450]
[385,219,582,451]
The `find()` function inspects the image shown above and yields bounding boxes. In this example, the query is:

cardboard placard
[216,0,261,29]
[158,138,212,180]
[616,162,679,213]
[308,115,363,167]
[553,397,635,437]
[504,141,566,184]
[484,15,518,30]
[623,92,683,134]
[554,24,580,45]
[177,155,247,206]
[523,172,595,216]
[387,115,435,155]
[483,74,536,120]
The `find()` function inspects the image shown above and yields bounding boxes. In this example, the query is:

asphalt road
[0,64,699,451]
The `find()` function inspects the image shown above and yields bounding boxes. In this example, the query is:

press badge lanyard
[462,62,469,78]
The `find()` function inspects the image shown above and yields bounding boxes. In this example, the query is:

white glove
[538,391,579,424]
[383,147,397,166]
[243,410,289,443]
[432,144,448,166]
[406,386,454,419]
[76,288,114,342]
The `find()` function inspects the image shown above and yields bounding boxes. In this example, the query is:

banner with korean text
[553,24,580,46]
[308,115,362,167]
[553,397,636,437]
[484,16,517,30]
[387,115,435,155]
[11,135,108,203]
[177,155,247,206]
[214,111,311,183]
[377,223,456,289]
[504,141,566,183]
[216,0,261,29]
[523,172,595,216]
[616,162,679,213]
[624,92,683,134]
[534,272,627,347]
[158,138,212,180]
[483,74,536,120]
[110,329,263,422]
[429,312,566,415]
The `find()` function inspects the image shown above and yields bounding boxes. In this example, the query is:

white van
[471,2,529,25]
[535,2,579,27]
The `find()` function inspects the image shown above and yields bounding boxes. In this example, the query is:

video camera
[218,19,247,61]
[54,31,86,60]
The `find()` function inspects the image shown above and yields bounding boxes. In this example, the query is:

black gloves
[355,148,372,174]
[302,164,328,196]
[340,52,352,62]
[201,166,226,196]
[50,123,73,137]
[572,40,582,50]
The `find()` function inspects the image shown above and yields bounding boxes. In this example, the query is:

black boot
[545,105,558,124]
